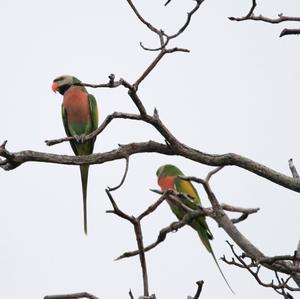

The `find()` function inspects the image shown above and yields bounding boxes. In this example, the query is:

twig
[167,0,203,40]
[221,203,259,214]
[126,0,163,42]
[280,29,300,38]
[46,112,143,146]
[221,203,260,224]
[223,242,300,296]
[43,292,98,299]
[133,47,189,89]
[77,75,147,115]
[294,241,300,267]
[206,166,224,182]
[108,156,130,191]
[129,289,135,299]
[289,159,299,179]
[228,0,256,21]
[192,280,204,299]
[137,191,170,220]
[142,0,204,52]
[230,13,300,24]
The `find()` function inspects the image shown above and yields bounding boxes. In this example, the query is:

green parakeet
[156,164,233,292]
[52,75,98,235]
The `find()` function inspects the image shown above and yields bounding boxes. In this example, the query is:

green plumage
[156,164,234,293]
[53,75,99,235]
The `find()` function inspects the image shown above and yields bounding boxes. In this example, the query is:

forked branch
[229,0,300,37]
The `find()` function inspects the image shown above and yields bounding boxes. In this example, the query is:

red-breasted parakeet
[156,164,233,292]
[52,75,98,235]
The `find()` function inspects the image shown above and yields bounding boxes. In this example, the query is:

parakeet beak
[51,82,59,93]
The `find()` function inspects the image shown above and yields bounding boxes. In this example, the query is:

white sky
[1,1,300,298]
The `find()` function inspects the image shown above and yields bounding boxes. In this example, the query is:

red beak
[51,82,59,92]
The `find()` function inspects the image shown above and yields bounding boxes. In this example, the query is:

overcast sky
[1,1,300,298]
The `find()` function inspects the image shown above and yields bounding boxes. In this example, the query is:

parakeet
[52,75,98,235]
[156,164,233,292]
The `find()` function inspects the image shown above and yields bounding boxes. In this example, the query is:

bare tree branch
[229,13,300,24]
[222,242,300,298]
[106,189,150,297]
[280,28,300,38]
[43,292,99,299]
[108,156,130,191]
[187,281,204,299]
[116,194,212,261]
[129,289,135,299]
[221,203,260,224]
[229,1,300,37]
[3,132,300,194]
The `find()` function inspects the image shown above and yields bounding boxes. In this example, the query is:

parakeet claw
[74,134,86,143]
[170,221,179,232]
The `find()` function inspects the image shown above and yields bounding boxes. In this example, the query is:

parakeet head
[156,164,183,178]
[156,164,183,191]
[51,75,82,95]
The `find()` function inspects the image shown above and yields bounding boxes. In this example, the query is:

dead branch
[106,189,150,297]
[43,292,99,299]
[222,242,300,298]
[108,156,130,191]
[228,0,300,37]
[187,280,204,299]
[289,159,300,179]
[230,13,300,24]
[3,107,300,194]
[179,170,300,289]
[116,192,212,261]
[129,289,135,299]
[280,29,300,38]
[221,203,260,224]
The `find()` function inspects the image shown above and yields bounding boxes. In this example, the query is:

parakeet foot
[74,134,86,143]
[170,221,179,232]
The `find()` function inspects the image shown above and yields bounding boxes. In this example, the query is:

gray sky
[1,1,300,298]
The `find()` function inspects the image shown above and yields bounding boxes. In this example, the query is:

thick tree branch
[4,131,300,194]
[188,174,300,287]
[116,168,300,293]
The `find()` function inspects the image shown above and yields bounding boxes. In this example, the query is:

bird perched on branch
[156,164,234,293]
[52,75,98,235]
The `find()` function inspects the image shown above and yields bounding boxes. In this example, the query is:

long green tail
[197,231,235,294]
[80,165,89,235]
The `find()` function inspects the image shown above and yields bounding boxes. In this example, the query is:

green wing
[174,178,201,205]
[174,177,213,243]
[88,93,99,132]
[61,104,78,155]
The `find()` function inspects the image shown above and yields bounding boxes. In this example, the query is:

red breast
[158,176,175,191]
[63,87,91,124]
